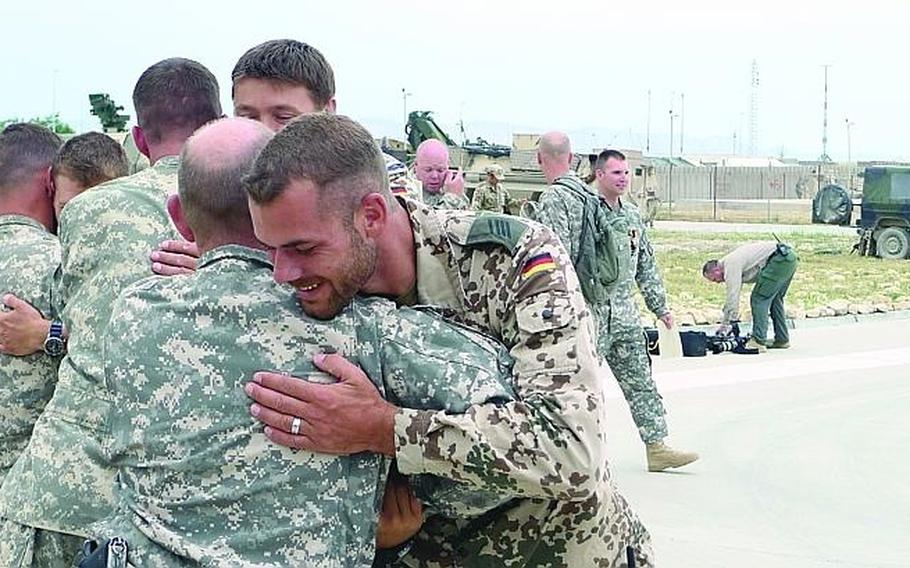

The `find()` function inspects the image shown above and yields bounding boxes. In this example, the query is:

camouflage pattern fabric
[0,216,60,484]
[0,518,83,568]
[385,152,421,201]
[470,181,516,214]
[0,156,181,554]
[535,185,670,444]
[393,199,654,567]
[421,188,469,210]
[86,245,517,565]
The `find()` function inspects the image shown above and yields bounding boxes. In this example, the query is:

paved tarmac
[603,317,909,567]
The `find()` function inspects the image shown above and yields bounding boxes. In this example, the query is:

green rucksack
[552,177,628,304]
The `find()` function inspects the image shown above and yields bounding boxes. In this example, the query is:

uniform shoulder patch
[460,214,529,253]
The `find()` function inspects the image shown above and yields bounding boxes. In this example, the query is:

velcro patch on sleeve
[521,252,557,279]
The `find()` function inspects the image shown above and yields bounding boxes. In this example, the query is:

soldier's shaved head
[177,118,273,246]
[538,131,571,159]
[414,139,450,193]
[537,131,573,184]
[415,139,449,164]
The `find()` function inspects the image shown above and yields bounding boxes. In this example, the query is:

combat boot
[646,441,699,472]
[744,338,767,353]
[769,341,790,349]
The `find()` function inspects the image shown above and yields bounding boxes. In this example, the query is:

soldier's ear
[44,166,55,198]
[359,192,387,237]
[324,97,337,114]
[133,126,150,159]
[167,195,195,243]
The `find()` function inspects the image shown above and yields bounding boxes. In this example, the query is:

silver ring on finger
[291,416,302,436]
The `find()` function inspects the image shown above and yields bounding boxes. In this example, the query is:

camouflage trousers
[599,330,668,445]
[0,518,83,568]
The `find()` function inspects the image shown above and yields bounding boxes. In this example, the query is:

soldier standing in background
[471,163,518,213]
[412,139,469,209]
[0,58,222,566]
[0,124,62,491]
[534,142,699,473]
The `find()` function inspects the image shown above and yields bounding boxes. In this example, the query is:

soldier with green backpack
[534,138,699,472]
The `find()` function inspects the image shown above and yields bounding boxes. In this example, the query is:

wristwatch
[43,319,66,357]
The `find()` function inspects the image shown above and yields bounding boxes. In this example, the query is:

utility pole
[749,59,759,156]
[669,107,676,158]
[401,88,412,137]
[646,89,651,153]
[680,92,685,155]
[819,65,832,162]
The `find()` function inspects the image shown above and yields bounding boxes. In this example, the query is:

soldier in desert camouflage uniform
[244,114,653,567]
[0,124,62,487]
[471,163,517,214]
[86,118,516,567]
[534,141,698,473]
[0,58,222,566]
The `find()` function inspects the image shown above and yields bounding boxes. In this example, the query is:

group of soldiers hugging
[0,38,700,567]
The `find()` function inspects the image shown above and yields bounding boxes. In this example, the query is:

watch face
[44,336,65,357]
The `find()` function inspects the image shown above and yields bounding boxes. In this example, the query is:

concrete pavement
[603,318,910,567]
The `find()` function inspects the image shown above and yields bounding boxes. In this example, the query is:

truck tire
[876,226,910,259]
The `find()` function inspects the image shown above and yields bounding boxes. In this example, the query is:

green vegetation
[651,230,910,317]
[0,113,75,134]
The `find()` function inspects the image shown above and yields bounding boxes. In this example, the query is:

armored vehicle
[855,166,910,259]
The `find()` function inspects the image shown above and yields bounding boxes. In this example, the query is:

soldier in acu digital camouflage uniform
[0,58,222,566]
[83,118,517,566]
[0,124,62,491]
[413,139,470,210]
[244,114,653,567]
[533,140,698,473]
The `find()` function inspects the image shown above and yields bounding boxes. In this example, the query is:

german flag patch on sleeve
[521,252,557,279]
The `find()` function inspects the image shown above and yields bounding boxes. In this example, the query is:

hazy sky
[2,0,907,161]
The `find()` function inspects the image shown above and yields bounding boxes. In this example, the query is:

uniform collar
[197,244,272,271]
[0,214,48,232]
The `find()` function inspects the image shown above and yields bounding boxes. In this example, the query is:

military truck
[855,166,910,259]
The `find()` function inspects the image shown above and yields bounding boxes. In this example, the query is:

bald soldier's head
[537,131,572,184]
[168,118,273,253]
[414,139,450,193]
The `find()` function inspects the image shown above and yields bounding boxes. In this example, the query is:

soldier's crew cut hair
[244,114,389,214]
[594,149,627,172]
[231,39,335,109]
[132,58,222,144]
[52,132,129,189]
[702,259,721,276]
[0,123,62,193]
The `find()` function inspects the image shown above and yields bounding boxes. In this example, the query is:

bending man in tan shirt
[702,241,799,351]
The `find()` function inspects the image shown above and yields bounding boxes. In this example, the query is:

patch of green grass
[649,230,910,315]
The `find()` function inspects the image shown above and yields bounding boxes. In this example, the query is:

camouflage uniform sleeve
[634,221,670,317]
[533,187,580,261]
[395,226,606,502]
[470,184,489,211]
[55,191,172,312]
